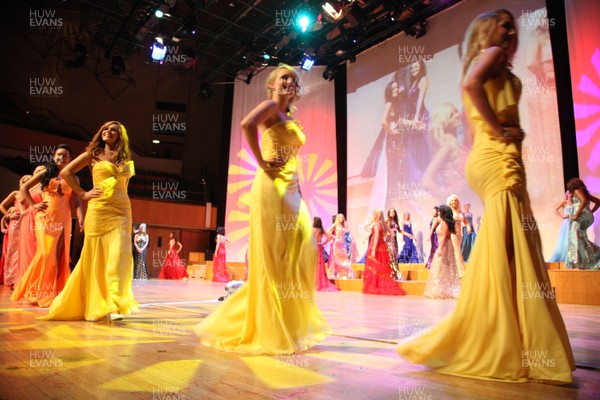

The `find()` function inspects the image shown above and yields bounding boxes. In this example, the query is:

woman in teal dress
[547,191,573,262]
[565,178,600,270]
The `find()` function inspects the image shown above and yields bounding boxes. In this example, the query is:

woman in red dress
[362,209,405,295]
[212,227,231,282]
[159,232,188,280]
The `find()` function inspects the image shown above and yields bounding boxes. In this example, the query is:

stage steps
[190,260,600,305]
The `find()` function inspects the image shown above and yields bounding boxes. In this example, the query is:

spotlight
[155,9,164,18]
[322,65,335,81]
[153,139,160,144]
[414,20,427,38]
[151,37,167,62]
[300,55,315,71]
[322,2,343,21]
[298,15,310,33]
[245,71,254,85]
[111,56,125,75]
[199,82,213,99]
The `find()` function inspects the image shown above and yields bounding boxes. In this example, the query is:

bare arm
[370,223,380,257]
[0,191,18,215]
[60,152,102,201]
[436,222,450,256]
[571,189,588,222]
[215,235,221,253]
[176,241,183,254]
[415,77,429,124]
[381,102,397,136]
[241,100,283,170]
[421,140,453,195]
[553,200,568,219]
[462,46,524,141]
[589,194,600,213]
[21,168,48,212]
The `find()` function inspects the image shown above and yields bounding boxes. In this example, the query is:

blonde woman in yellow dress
[41,121,138,321]
[195,64,331,354]
[397,9,574,383]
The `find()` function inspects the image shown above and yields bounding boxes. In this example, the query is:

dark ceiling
[21,0,461,84]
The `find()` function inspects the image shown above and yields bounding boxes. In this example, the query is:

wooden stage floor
[1,279,598,400]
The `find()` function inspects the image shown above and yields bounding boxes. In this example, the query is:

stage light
[300,56,315,71]
[199,82,213,99]
[155,9,164,18]
[322,2,343,20]
[151,37,167,62]
[153,139,160,144]
[111,56,125,75]
[322,65,335,81]
[298,15,310,33]
[414,20,427,38]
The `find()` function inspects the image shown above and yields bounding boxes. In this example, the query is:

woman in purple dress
[425,206,440,269]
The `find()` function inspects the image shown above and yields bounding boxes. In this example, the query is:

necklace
[105,148,115,154]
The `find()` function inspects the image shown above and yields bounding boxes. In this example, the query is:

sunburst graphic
[226,149,338,261]
[573,47,600,190]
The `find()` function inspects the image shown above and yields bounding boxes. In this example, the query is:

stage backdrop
[225,66,337,261]
[566,0,600,243]
[347,0,565,259]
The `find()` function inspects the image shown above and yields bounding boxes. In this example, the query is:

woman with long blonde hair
[397,9,574,383]
[195,64,331,354]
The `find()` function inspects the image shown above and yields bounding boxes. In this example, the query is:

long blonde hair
[461,9,517,79]
[431,103,459,148]
[373,208,392,240]
[86,121,131,164]
[266,64,301,112]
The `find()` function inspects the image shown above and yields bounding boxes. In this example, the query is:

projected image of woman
[400,60,430,184]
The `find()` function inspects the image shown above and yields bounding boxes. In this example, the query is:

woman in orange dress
[12,145,83,307]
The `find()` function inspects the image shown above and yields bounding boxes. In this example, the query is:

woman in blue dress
[547,191,573,262]
[460,203,477,262]
[565,178,600,270]
[398,212,420,263]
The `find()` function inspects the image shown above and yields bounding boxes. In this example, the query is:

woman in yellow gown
[195,64,331,354]
[396,9,575,384]
[12,145,83,307]
[41,121,138,321]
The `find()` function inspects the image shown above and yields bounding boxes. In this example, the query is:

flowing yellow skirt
[41,225,138,321]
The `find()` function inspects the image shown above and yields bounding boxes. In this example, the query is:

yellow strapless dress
[396,70,575,384]
[41,160,138,321]
[195,120,331,354]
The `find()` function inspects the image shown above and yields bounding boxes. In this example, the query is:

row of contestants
[1,123,138,321]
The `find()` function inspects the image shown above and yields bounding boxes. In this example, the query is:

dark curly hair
[438,205,456,235]
[313,217,324,235]
[566,178,589,199]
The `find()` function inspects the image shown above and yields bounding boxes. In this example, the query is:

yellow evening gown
[195,120,332,354]
[41,160,138,321]
[396,69,575,383]
[11,178,72,307]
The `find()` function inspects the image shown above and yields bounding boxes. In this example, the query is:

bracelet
[502,127,510,138]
